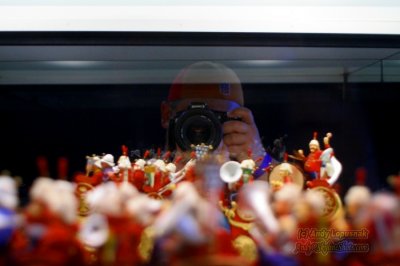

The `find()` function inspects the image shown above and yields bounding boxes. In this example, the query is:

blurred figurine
[366,192,400,264]
[143,159,172,198]
[318,133,342,186]
[74,155,104,216]
[293,189,330,266]
[125,192,164,263]
[240,158,256,184]
[236,181,300,266]
[10,177,85,266]
[151,181,249,266]
[157,156,197,198]
[0,175,19,212]
[0,175,19,266]
[74,155,102,186]
[112,145,132,183]
[273,183,302,241]
[130,158,147,191]
[83,182,145,266]
[344,168,371,230]
[97,154,116,183]
[85,155,102,177]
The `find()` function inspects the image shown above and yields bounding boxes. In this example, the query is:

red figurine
[83,182,146,266]
[130,158,147,191]
[10,178,85,266]
[301,132,323,179]
[111,146,133,184]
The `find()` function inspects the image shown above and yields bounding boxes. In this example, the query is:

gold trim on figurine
[75,182,94,216]
[138,226,155,263]
[219,201,254,231]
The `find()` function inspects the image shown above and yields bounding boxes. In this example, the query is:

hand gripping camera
[168,102,238,152]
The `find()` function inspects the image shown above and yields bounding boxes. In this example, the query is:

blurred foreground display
[1,132,400,266]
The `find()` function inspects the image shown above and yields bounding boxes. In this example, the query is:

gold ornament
[138,226,156,263]
[311,186,342,219]
[232,235,258,263]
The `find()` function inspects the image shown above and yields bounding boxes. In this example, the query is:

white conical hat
[100,154,115,167]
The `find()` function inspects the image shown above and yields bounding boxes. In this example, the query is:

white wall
[0,0,399,34]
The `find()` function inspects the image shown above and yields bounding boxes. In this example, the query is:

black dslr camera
[168,102,238,151]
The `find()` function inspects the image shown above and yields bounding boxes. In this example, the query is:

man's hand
[222,107,265,162]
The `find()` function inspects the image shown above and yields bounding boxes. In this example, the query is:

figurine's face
[309,144,319,153]
[346,203,359,218]
[101,162,112,168]
[279,169,289,178]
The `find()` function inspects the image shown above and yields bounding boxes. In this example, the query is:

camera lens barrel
[172,103,224,151]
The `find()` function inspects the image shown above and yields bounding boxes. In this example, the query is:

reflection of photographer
[161,61,267,171]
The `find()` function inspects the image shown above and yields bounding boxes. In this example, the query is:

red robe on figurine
[9,182,86,266]
[301,132,323,179]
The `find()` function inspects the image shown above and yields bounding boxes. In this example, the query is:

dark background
[1,82,399,204]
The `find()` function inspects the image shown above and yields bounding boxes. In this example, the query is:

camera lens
[182,115,215,145]
[173,105,223,151]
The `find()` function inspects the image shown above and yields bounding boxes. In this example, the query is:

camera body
[168,102,237,151]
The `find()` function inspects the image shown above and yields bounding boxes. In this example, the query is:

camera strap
[253,153,272,179]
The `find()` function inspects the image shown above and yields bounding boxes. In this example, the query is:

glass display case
[1,1,400,265]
